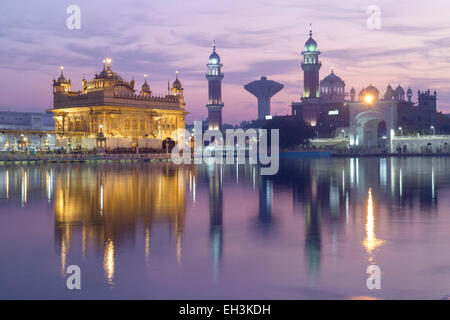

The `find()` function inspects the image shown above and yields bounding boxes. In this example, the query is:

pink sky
[1,0,450,124]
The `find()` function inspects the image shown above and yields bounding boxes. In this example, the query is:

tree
[436,112,450,134]
[263,116,315,149]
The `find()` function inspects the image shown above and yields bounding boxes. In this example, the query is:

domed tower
[171,71,185,109]
[384,84,393,100]
[319,69,345,102]
[206,41,224,131]
[350,88,356,102]
[92,57,135,94]
[301,24,321,100]
[407,88,413,103]
[359,85,379,103]
[394,85,405,101]
[140,74,151,96]
[53,66,72,94]
[171,71,183,94]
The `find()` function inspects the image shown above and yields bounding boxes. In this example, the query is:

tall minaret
[301,24,321,100]
[206,41,224,131]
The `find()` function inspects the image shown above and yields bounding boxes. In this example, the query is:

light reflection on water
[0,158,449,299]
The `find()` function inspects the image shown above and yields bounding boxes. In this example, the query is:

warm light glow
[105,57,112,64]
[60,66,64,71]
[364,95,374,104]
[103,239,115,285]
[145,227,150,262]
[363,188,385,262]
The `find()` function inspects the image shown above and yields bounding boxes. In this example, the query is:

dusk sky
[1,0,450,124]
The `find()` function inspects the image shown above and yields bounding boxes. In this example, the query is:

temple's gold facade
[50,59,187,150]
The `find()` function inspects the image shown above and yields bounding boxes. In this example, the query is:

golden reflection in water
[177,232,182,265]
[54,163,189,283]
[82,226,86,260]
[145,226,150,262]
[362,188,385,263]
[60,227,71,276]
[349,296,381,300]
[103,239,115,285]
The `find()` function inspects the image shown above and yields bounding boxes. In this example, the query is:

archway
[352,110,392,149]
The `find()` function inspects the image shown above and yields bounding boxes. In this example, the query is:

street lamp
[431,126,435,135]
[398,127,402,136]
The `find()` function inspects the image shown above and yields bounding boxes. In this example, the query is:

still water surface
[0,158,449,299]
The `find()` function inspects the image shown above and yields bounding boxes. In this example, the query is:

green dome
[305,37,318,52]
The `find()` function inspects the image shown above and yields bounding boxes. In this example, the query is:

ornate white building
[0,111,55,149]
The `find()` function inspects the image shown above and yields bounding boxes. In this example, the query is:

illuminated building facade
[0,111,55,149]
[206,41,224,131]
[50,59,187,150]
[292,27,437,141]
[292,26,348,132]
[301,25,321,100]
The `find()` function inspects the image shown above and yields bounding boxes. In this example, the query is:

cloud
[1,0,450,122]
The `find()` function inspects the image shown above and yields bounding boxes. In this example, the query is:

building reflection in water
[271,157,446,282]
[258,176,273,225]
[304,199,321,283]
[206,163,223,281]
[0,166,54,204]
[0,156,446,286]
[53,163,188,285]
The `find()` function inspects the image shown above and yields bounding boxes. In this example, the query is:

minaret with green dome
[301,24,321,100]
[206,40,224,131]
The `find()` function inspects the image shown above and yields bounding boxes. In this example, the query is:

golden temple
[50,58,187,150]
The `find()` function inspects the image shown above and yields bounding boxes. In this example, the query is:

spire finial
[105,57,112,71]
[331,66,334,74]
[60,66,64,76]
[213,40,216,52]
[176,70,179,80]
[309,23,312,37]
[144,74,148,83]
